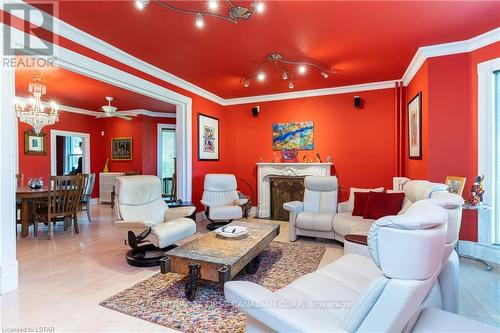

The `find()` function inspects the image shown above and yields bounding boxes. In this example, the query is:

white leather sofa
[201,174,248,230]
[225,199,449,332]
[114,175,196,266]
[283,176,338,241]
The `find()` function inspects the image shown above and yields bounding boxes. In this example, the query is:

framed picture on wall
[445,176,467,196]
[408,92,422,159]
[111,137,133,160]
[24,130,46,155]
[198,113,219,161]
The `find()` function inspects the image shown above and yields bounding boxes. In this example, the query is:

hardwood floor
[2,205,499,332]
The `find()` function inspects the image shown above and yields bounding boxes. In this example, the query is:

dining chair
[33,175,84,239]
[15,174,24,235]
[79,173,96,222]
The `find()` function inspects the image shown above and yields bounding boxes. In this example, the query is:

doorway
[50,130,90,175]
[157,124,176,201]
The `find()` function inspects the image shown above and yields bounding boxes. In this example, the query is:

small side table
[459,203,492,271]
[167,201,197,221]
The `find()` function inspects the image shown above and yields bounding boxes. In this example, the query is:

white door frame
[50,130,91,175]
[1,23,193,294]
[157,123,176,179]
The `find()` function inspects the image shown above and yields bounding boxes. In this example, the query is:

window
[64,136,83,174]
[477,58,500,247]
[494,70,500,244]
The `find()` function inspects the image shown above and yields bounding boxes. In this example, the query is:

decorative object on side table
[281,148,298,162]
[111,137,133,160]
[27,177,43,190]
[198,113,219,160]
[408,92,422,159]
[445,176,466,196]
[24,130,46,155]
[465,175,485,207]
[272,121,314,150]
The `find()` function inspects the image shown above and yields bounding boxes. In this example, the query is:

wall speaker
[252,106,260,117]
[354,96,361,109]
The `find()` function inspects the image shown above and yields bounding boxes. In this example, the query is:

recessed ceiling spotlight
[243,79,250,87]
[135,0,150,10]
[257,72,266,81]
[195,13,204,28]
[298,65,307,74]
[288,82,294,89]
[321,71,329,79]
[208,0,218,11]
[282,71,288,80]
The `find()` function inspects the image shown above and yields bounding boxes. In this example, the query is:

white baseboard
[458,241,500,265]
[0,261,19,294]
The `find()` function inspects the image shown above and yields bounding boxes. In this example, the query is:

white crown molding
[14,97,176,118]
[402,27,500,86]
[223,80,399,105]
[10,1,500,104]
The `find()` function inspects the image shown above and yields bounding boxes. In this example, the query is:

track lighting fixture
[241,53,339,89]
[195,13,205,28]
[135,0,265,28]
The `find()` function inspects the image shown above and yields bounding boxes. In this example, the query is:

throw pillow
[352,192,370,216]
[363,191,406,220]
[347,187,384,212]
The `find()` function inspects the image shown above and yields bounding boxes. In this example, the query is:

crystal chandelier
[241,53,340,90]
[15,77,59,135]
[135,0,265,28]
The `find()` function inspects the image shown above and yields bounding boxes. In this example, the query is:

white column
[0,23,19,294]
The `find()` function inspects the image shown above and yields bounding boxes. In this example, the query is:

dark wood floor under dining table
[16,187,49,237]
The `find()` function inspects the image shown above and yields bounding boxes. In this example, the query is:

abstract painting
[198,113,219,160]
[408,92,422,159]
[272,121,314,150]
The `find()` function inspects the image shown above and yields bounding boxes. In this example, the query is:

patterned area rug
[100,241,326,333]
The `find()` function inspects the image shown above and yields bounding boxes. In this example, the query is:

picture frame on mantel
[408,92,422,159]
[198,113,219,161]
[24,130,46,155]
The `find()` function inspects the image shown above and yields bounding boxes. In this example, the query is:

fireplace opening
[269,176,305,221]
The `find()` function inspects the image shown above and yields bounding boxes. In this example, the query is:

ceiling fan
[95,97,138,120]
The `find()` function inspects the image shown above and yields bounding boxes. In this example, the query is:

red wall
[404,42,500,241]
[222,89,397,203]
[18,113,175,198]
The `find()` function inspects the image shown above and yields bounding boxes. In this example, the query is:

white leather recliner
[225,199,448,333]
[201,174,248,230]
[114,175,196,266]
[283,176,338,242]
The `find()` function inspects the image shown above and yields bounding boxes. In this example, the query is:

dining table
[16,186,49,237]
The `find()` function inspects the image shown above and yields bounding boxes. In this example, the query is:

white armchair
[114,175,196,267]
[201,174,249,230]
[225,199,449,333]
[283,176,338,242]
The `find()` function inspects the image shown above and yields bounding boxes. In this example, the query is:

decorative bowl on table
[215,225,248,238]
[281,148,298,162]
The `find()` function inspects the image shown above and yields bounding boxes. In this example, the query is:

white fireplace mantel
[256,162,333,218]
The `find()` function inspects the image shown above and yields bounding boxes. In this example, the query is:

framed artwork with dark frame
[111,137,133,160]
[408,92,422,159]
[24,130,46,155]
[198,113,219,161]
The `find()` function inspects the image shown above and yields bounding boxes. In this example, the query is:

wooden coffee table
[159,220,280,301]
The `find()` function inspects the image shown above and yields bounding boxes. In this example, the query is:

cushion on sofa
[347,187,384,212]
[352,192,370,216]
[333,213,372,237]
[363,191,406,219]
